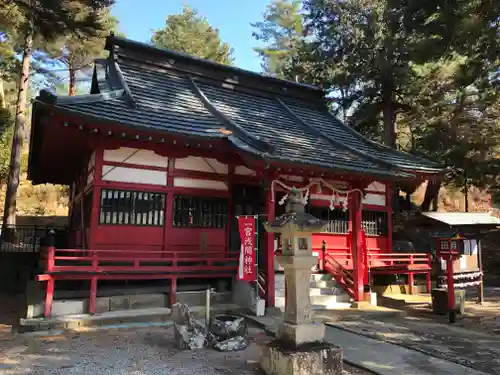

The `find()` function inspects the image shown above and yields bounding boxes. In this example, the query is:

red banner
[237,216,257,282]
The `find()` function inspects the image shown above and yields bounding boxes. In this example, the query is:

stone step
[310,273,335,282]
[310,294,351,305]
[312,302,352,310]
[309,287,344,296]
[275,290,350,301]
[274,288,345,298]
[275,297,352,311]
[310,280,340,289]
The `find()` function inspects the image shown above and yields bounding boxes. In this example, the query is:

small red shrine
[28,35,442,317]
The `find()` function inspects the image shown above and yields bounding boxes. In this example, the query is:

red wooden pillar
[164,158,175,252]
[425,253,432,293]
[349,190,364,302]
[89,147,104,250]
[44,245,56,318]
[446,257,456,320]
[165,158,176,305]
[408,255,414,295]
[385,184,393,253]
[264,185,275,308]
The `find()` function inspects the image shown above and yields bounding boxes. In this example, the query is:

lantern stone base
[277,321,325,347]
[260,340,343,375]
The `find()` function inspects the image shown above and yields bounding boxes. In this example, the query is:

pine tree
[273,0,500,209]
[151,5,234,65]
[0,0,114,236]
[43,7,119,96]
[252,0,304,78]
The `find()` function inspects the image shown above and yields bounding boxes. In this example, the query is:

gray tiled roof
[50,62,225,139]
[282,99,438,172]
[33,37,442,180]
[196,81,388,174]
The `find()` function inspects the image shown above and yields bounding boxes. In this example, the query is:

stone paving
[328,315,500,374]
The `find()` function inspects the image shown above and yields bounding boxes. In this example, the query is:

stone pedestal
[261,192,343,375]
[277,255,316,325]
[260,341,343,375]
[278,321,325,347]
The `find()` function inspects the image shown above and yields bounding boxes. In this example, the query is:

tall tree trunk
[68,65,76,96]
[382,86,397,149]
[1,25,33,235]
[464,172,469,212]
[421,179,442,212]
[0,78,5,109]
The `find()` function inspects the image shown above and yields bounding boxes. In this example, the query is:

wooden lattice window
[308,206,349,234]
[362,210,388,236]
[173,195,228,228]
[99,189,165,226]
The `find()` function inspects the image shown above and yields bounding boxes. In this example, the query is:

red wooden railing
[367,252,432,272]
[316,236,433,300]
[323,252,355,298]
[257,271,267,298]
[42,248,238,274]
[38,247,238,318]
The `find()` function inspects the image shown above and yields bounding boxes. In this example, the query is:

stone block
[277,322,325,346]
[109,295,130,311]
[260,341,343,375]
[350,300,372,309]
[26,302,44,319]
[25,280,45,318]
[52,300,86,317]
[129,293,166,309]
[95,297,111,314]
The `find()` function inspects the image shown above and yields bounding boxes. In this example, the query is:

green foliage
[0,0,115,225]
[40,8,119,95]
[0,108,13,183]
[254,0,500,204]
[0,0,115,40]
[151,5,234,65]
[252,0,304,78]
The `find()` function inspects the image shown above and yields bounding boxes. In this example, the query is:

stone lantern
[261,188,343,375]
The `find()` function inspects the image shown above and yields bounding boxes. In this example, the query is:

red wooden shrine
[28,35,443,317]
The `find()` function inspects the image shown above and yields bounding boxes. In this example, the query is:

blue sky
[111,0,270,72]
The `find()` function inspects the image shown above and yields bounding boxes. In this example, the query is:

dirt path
[0,325,372,375]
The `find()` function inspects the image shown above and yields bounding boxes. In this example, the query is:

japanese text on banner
[237,216,256,282]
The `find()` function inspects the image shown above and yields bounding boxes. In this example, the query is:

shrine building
[28,35,443,317]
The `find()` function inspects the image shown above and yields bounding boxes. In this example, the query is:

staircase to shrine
[274,273,352,310]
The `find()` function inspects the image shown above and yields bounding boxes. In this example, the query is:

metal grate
[99,189,165,226]
[0,225,67,253]
[173,195,228,228]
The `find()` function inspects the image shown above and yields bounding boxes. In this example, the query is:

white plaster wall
[325,180,349,190]
[103,147,168,168]
[310,194,348,206]
[88,151,96,171]
[366,181,386,193]
[310,192,385,206]
[235,165,256,176]
[101,166,167,186]
[363,193,386,206]
[279,175,304,183]
[173,177,228,191]
[175,156,228,174]
[86,170,94,186]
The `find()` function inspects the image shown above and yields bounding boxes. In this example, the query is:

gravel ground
[0,325,374,375]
